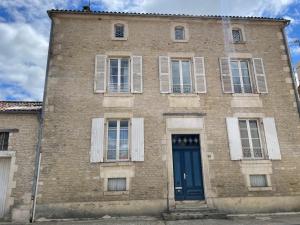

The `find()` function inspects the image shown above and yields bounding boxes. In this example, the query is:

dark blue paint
[172,134,204,201]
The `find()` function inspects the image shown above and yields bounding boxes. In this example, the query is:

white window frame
[239,119,265,160]
[171,59,192,94]
[106,119,130,162]
[231,59,254,94]
[108,58,130,93]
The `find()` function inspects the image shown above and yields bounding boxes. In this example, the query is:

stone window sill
[104,191,129,196]
[241,159,271,164]
[0,150,15,157]
[248,187,272,191]
[232,93,259,97]
[104,93,134,97]
[232,41,246,44]
[172,39,189,43]
[169,93,198,97]
[100,161,134,167]
[111,37,128,41]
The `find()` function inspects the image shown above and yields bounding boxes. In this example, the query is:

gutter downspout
[282,25,300,118]
[30,17,54,222]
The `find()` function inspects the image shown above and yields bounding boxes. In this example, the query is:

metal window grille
[175,26,185,40]
[232,29,242,42]
[0,132,9,151]
[107,178,126,191]
[250,175,268,187]
[115,24,124,38]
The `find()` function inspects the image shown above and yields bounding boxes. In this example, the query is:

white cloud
[99,0,297,17]
[0,22,48,100]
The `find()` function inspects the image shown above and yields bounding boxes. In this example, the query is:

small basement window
[249,175,268,187]
[107,178,126,191]
[0,132,9,151]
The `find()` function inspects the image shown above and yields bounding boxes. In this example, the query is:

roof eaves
[47,9,290,24]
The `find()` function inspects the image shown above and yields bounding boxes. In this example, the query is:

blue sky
[0,0,300,101]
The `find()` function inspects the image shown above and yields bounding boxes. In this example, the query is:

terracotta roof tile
[0,101,42,113]
[47,9,289,23]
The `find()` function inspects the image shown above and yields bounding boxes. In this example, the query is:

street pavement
[1,214,300,225]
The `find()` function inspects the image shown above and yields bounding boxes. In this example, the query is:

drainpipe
[30,17,54,222]
[281,25,300,118]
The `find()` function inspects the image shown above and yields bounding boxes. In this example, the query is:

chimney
[82,5,91,12]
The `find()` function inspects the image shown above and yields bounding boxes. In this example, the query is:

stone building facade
[0,101,42,222]
[4,9,300,221]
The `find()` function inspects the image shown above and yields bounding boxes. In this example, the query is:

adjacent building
[0,101,42,222]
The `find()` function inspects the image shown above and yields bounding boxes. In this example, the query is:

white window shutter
[263,118,281,160]
[131,56,143,93]
[193,57,206,93]
[226,117,243,160]
[219,57,233,93]
[253,58,268,93]
[90,118,104,163]
[131,118,144,161]
[159,56,170,93]
[94,55,107,93]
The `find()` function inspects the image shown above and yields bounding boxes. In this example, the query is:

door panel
[0,158,11,218]
[172,134,204,201]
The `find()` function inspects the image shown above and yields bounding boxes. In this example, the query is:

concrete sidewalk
[1,214,300,225]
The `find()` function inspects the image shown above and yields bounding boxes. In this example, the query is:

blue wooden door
[172,134,204,201]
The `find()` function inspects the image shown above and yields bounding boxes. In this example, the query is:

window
[109,58,129,93]
[114,24,124,38]
[171,59,192,93]
[231,60,252,93]
[232,29,243,43]
[249,175,268,187]
[175,26,185,40]
[107,178,126,191]
[107,120,129,161]
[239,119,263,159]
[0,132,9,151]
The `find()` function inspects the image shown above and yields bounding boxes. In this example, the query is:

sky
[0,0,300,101]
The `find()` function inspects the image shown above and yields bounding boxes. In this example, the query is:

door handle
[184,173,186,180]
[175,187,182,190]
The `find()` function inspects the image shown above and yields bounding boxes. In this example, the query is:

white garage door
[0,158,10,218]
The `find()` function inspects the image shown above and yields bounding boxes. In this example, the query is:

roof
[47,9,290,24]
[0,101,42,113]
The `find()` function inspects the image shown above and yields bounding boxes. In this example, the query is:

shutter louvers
[253,58,268,93]
[263,117,281,160]
[131,56,143,93]
[193,57,206,93]
[226,117,243,160]
[219,57,233,93]
[90,118,104,163]
[94,55,107,93]
[131,118,144,161]
[159,56,170,93]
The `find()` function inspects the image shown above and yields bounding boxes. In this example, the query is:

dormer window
[114,24,124,38]
[175,26,185,40]
[232,28,243,43]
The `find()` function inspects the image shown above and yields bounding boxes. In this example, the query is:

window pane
[120,59,129,92]
[175,27,184,40]
[109,59,118,92]
[182,61,191,93]
[108,178,126,191]
[108,121,117,160]
[0,132,9,151]
[239,120,247,128]
[241,139,250,148]
[171,60,181,93]
[232,29,242,42]
[241,61,252,93]
[242,148,252,158]
[253,148,263,158]
[115,25,124,38]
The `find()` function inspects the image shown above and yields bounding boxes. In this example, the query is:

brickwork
[0,113,39,221]
[36,12,300,218]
